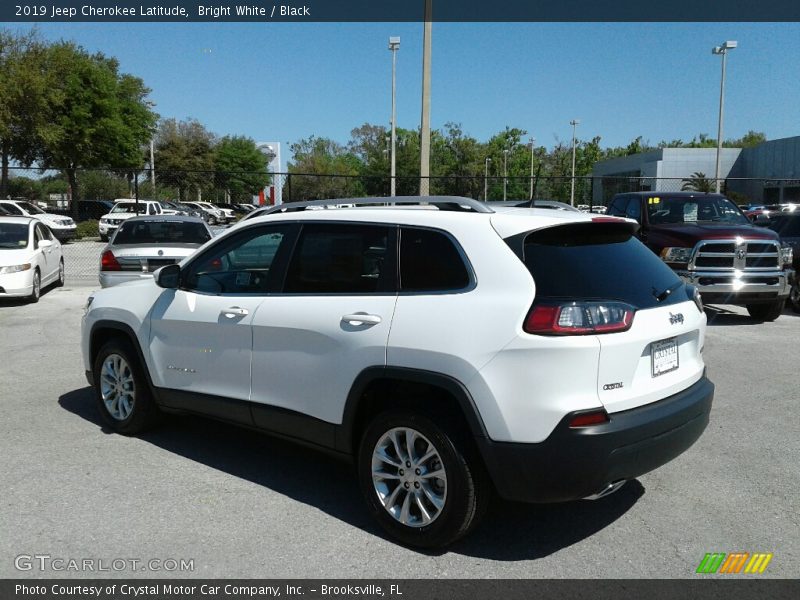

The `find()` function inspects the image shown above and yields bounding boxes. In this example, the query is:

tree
[287,136,364,201]
[681,172,715,192]
[153,118,215,201]
[214,136,270,203]
[37,42,158,218]
[0,30,49,196]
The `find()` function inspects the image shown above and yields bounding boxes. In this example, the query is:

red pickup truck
[607,192,794,321]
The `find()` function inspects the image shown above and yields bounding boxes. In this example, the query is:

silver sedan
[99,215,213,288]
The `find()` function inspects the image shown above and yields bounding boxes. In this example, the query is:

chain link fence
[2,166,797,285]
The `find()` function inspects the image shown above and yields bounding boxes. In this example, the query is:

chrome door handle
[341,313,382,326]
[222,306,249,318]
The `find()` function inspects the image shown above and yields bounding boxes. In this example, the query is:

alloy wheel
[371,427,448,528]
[99,353,136,421]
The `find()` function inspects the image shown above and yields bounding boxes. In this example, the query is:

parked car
[0,217,65,302]
[75,200,116,221]
[0,199,77,242]
[82,196,713,548]
[235,203,256,213]
[768,213,800,312]
[98,200,165,242]
[182,201,226,225]
[216,203,241,219]
[607,192,794,321]
[484,200,581,212]
[99,215,213,288]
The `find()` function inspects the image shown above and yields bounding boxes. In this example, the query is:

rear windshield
[769,216,800,237]
[0,223,29,248]
[520,222,686,309]
[113,220,211,245]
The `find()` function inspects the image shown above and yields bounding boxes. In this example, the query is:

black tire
[357,410,488,548]
[790,281,800,314]
[92,337,160,434]
[55,259,65,287]
[99,234,108,242]
[208,216,217,226]
[746,300,785,322]
[28,269,41,303]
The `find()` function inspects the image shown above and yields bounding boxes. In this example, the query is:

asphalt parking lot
[0,285,797,579]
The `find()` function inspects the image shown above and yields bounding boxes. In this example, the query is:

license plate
[651,338,679,377]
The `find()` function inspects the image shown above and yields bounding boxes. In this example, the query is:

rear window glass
[400,227,470,292]
[113,220,211,245]
[520,223,685,309]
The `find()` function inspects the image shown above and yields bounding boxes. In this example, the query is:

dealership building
[591,135,800,205]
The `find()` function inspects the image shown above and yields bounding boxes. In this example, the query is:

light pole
[388,36,400,197]
[569,119,580,206]
[419,0,432,196]
[484,157,491,201]
[149,139,155,194]
[712,40,737,193]
[528,137,535,201]
[503,148,510,200]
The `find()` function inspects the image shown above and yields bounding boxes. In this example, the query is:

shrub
[75,220,99,239]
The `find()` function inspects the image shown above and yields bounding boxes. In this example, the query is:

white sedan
[0,217,65,302]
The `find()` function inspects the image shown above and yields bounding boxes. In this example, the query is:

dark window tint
[400,227,470,292]
[113,220,211,245]
[284,224,392,294]
[625,197,641,220]
[0,203,23,215]
[184,225,290,294]
[769,216,800,237]
[521,222,684,309]
[606,196,628,216]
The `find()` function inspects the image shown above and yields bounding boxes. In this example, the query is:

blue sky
[11,22,800,168]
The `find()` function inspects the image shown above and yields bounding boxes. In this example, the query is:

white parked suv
[0,200,77,242]
[80,196,714,548]
[98,200,164,241]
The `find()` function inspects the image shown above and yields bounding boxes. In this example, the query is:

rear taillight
[101,250,121,271]
[568,410,610,428]
[524,301,635,335]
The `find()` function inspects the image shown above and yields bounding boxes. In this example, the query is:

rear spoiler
[503,219,640,260]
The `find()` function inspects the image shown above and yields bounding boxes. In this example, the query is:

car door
[249,222,398,429]
[147,223,297,421]
[32,223,55,282]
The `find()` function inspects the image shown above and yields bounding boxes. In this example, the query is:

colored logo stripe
[744,553,773,574]
[696,552,773,574]
[697,553,726,573]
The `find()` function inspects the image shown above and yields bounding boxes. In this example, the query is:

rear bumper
[676,269,791,304]
[477,376,714,503]
[99,271,154,288]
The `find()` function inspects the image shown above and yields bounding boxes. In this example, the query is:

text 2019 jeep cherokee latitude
[81,196,714,548]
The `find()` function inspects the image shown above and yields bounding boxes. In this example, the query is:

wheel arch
[89,320,155,389]
[337,366,489,455]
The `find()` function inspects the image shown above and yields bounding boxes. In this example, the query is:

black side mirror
[155,264,181,289]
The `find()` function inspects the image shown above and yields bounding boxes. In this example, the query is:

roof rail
[244,196,494,220]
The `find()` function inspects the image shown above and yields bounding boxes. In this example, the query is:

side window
[40,224,54,240]
[400,227,470,292]
[34,224,45,248]
[183,225,293,294]
[284,224,393,294]
[606,196,628,216]
[625,197,642,221]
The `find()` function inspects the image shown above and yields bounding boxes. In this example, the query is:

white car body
[81,196,714,546]
[0,200,76,242]
[0,217,64,299]
[99,201,164,240]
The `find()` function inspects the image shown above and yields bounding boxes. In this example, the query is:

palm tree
[681,172,715,192]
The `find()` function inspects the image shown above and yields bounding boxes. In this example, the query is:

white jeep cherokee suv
[81,197,714,548]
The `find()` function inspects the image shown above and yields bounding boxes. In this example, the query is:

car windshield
[646,196,749,225]
[0,223,29,248]
[111,203,147,214]
[113,220,211,245]
[15,201,45,215]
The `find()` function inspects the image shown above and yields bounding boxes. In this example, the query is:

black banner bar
[3,580,800,600]
[3,0,800,22]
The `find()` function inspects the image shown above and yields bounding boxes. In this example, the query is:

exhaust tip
[584,480,627,500]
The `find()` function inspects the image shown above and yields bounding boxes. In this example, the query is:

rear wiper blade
[653,281,682,302]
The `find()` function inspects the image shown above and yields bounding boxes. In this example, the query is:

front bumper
[0,270,35,297]
[477,376,714,503]
[676,269,792,304]
[98,222,119,235]
[51,228,76,242]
